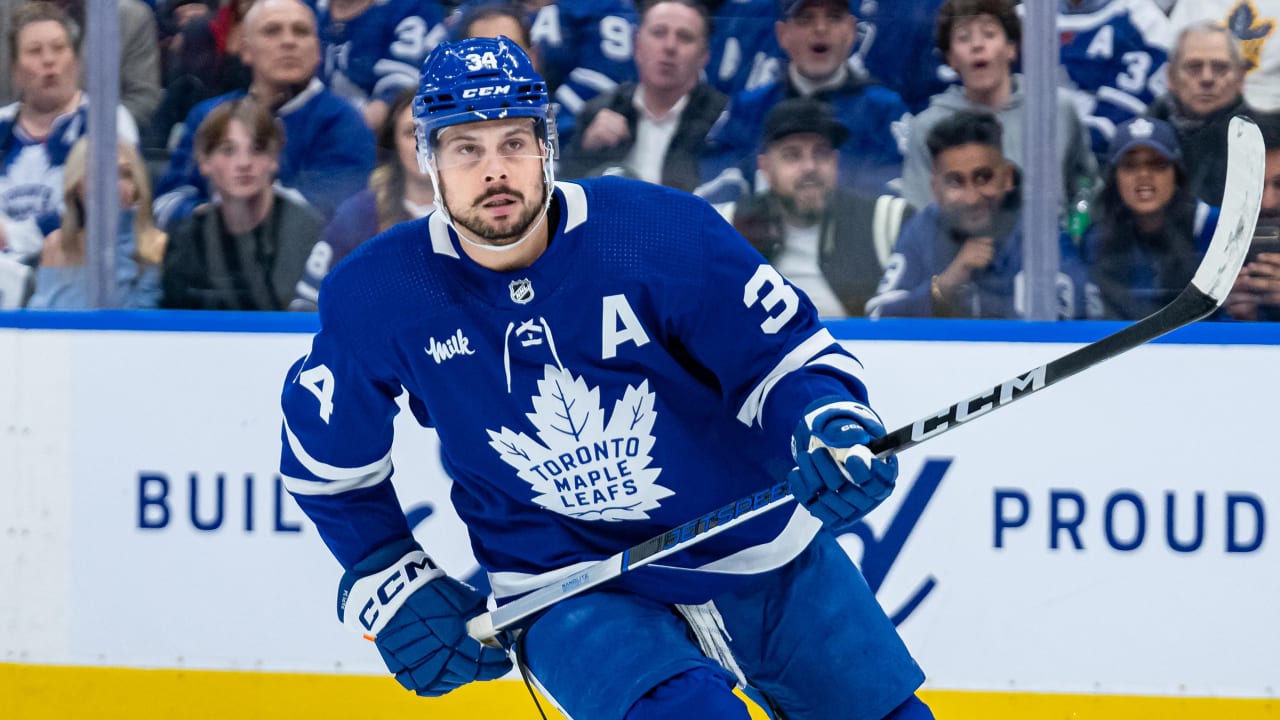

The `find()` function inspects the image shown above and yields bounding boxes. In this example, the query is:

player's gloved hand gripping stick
[467,116,1265,648]
[340,538,512,695]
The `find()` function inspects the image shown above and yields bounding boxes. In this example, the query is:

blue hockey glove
[338,540,512,697]
[790,397,899,528]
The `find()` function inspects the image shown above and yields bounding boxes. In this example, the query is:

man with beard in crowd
[732,97,911,317]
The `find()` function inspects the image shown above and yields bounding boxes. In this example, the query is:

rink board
[1,312,1277,718]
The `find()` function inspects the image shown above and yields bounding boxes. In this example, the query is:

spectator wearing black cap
[698,0,910,203]
[1083,115,1222,320]
[731,96,912,317]
[867,110,1090,319]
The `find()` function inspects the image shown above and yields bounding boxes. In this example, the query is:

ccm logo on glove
[340,550,444,639]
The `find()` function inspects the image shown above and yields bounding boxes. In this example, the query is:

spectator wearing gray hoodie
[899,0,1096,211]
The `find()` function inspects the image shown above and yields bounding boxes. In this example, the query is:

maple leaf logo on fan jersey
[487,365,671,521]
[0,145,61,225]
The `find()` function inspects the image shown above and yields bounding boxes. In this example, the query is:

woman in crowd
[292,88,433,309]
[1083,116,1219,320]
[1,1,139,263]
[26,138,165,308]
[162,96,324,310]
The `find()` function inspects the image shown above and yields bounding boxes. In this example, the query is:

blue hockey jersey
[529,0,638,143]
[853,0,953,113]
[279,177,872,605]
[1058,0,1173,159]
[310,0,448,110]
[705,0,785,97]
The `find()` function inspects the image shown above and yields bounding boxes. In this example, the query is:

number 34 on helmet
[413,36,557,177]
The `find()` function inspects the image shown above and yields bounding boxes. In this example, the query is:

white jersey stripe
[736,329,837,427]
[283,418,393,483]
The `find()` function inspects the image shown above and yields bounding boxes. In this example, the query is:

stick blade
[1190,115,1266,304]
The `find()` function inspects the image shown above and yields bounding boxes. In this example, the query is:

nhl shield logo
[509,278,534,304]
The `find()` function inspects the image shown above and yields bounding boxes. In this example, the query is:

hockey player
[279,35,933,720]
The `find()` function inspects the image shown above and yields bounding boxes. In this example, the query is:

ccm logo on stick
[911,366,1047,442]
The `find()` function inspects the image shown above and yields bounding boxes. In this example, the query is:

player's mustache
[476,186,525,205]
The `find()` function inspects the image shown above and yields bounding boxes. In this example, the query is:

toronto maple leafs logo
[0,145,63,227]
[487,365,672,521]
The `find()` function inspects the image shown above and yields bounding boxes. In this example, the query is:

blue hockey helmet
[413,36,553,166]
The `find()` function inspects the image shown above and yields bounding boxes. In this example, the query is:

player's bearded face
[435,119,549,246]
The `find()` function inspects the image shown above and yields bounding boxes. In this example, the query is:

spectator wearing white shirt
[558,0,727,192]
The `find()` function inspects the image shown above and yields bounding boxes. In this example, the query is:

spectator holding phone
[1082,116,1219,320]
[1225,115,1280,321]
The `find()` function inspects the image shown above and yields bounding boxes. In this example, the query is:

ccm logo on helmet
[461,85,512,99]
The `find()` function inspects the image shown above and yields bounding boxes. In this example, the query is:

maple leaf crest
[0,145,61,226]
[487,365,671,521]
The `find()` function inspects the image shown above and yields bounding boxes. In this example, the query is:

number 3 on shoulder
[744,264,798,334]
[299,364,336,423]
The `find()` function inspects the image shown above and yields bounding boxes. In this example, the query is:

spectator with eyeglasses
[1147,19,1254,206]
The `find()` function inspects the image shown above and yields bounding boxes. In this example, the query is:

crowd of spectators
[0,0,1277,321]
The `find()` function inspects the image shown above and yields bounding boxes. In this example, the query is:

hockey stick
[468,116,1264,647]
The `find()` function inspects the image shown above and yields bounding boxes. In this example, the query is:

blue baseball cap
[780,0,855,18]
[1107,117,1181,167]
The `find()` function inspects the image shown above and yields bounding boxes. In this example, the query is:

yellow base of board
[1,663,1275,719]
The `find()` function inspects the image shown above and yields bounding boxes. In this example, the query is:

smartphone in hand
[1247,225,1280,264]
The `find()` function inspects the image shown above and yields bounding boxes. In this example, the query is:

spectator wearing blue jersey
[0,2,141,264]
[27,139,165,309]
[312,0,448,130]
[292,89,432,310]
[529,0,639,145]
[698,0,910,202]
[732,96,913,317]
[1082,115,1219,320]
[559,0,726,191]
[161,97,326,310]
[868,111,1090,319]
[851,0,953,114]
[1148,19,1253,207]
[153,0,375,229]
[1057,0,1174,164]
[701,0,785,97]
[900,0,1096,211]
